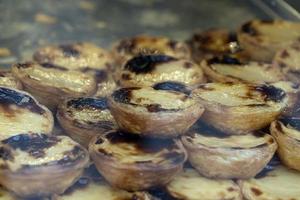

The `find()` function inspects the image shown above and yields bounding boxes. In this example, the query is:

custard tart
[192,82,287,134]
[237,19,300,62]
[108,87,204,138]
[57,97,117,147]
[0,87,53,141]
[115,54,205,87]
[182,122,277,179]
[0,133,89,197]
[89,130,187,191]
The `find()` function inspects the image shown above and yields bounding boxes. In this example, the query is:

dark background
[0,0,299,67]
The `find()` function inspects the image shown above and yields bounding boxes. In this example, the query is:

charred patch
[260,19,275,24]
[105,131,179,154]
[0,146,13,161]
[2,134,60,159]
[112,87,140,104]
[59,44,80,57]
[80,68,108,83]
[148,188,178,200]
[95,137,104,144]
[122,73,131,80]
[98,148,112,156]
[207,55,242,65]
[241,21,258,36]
[280,50,290,58]
[0,87,45,114]
[153,81,191,95]
[168,40,178,50]
[67,97,109,110]
[0,71,8,77]
[124,55,176,74]
[40,63,68,71]
[251,187,262,196]
[183,62,193,69]
[255,154,281,178]
[15,62,33,69]
[57,145,87,166]
[255,85,286,102]
[146,103,179,112]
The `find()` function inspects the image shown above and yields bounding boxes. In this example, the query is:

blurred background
[0,0,299,67]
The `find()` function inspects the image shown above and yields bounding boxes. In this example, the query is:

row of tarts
[0,19,300,199]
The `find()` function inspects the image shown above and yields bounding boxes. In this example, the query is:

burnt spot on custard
[15,62,34,69]
[255,85,286,102]
[153,81,191,95]
[0,71,9,77]
[57,145,87,166]
[2,134,60,159]
[280,116,300,131]
[146,104,179,113]
[255,154,281,178]
[0,87,45,114]
[80,68,108,83]
[124,55,176,74]
[207,55,242,65]
[167,40,178,50]
[99,131,185,164]
[40,63,68,71]
[67,97,109,110]
[59,44,80,57]
[112,87,140,104]
[149,187,179,200]
[280,50,290,58]
[241,21,258,36]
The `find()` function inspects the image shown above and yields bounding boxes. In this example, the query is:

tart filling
[112,35,190,63]
[0,70,22,89]
[166,168,242,200]
[192,82,287,134]
[238,20,300,61]
[57,97,117,146]
[109,87,204,137]
[33,42,114,71]
[200,55,285,83]
[0,87,53,140]
[116,54,205,87]
[0,133,89,197]
[89,130,187,191]
[239,165,300,200]
[273,42,300,84]
[182,122,277,179]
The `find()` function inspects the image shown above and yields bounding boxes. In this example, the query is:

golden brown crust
[192,83,287,134]
[182,128,277,179]
[108,87,204,138]
[270,119,300,171]
[237,20,300,62]
[11,62,97,109]
[57,97,117,147]
[89,131,187,191]
[200,56,285,84]
[0,134,89,197]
